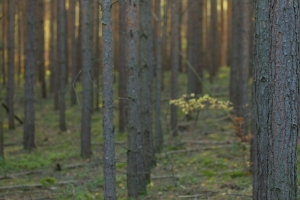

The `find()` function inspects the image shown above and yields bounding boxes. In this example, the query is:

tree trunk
[170,0,180,136]
[7,0,15,129]
[80,0,92,158]
[70,0,77,106]
[253,0,299,199]
[49,0,57,93]
[125,0,145,197]
[57,0,67,131]
[154,0,163,153]
[118,0,127,133]
[102,0,117,198]
[209,0,219,82]
[2,0,6,86]
[37,0,47,99]
[24,0,36,150]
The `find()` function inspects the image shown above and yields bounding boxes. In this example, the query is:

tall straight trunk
[80,0,92,158]
[37,0,47,99]
[154,0,163,153]
[187,0,202,95]
[54,0,60,110]
[118,0,127,133]
[70,0,77,106]
[170,0,180,136]
[17,0,24,87]
[139,0,154,185]
[209,0,219,82]
[58,0,67,131]
[161,0,170,90]
[93,0,100,111]
[24,0,36,150]
[49,0,57,93]
[2,0,6,86]
[229,0,240,107]
[0,0,4,160]
[236,0,250,135]
[253,0,299,199]
[7,0,15,129]
[102,0,117,198]
[125,0,145,197]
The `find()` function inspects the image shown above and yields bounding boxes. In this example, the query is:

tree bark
[24,0,36,150]
[118,0,127,133]
[57,0,67,131]
[170,0,180,136]
[80,0,92,158]
[125,0,146,197]
[70,0,77,106]
[253,0,299,199]
[102,0,117,198]
[7,0,15,129]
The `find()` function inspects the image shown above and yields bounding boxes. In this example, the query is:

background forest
[0,0,298,199]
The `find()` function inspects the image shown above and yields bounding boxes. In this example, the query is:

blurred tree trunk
[93,0,100,111]
[170,0,180,136]
[49,0,57,93]
[102,0,117,198]
[70,0,77,106]
[37,0,47,99]
[154,0,163,153]
[7,0,15,129]
[125,0,145,197]
[80,0,92,158]
[187,0,202,95]
[253,0,299,199]
[118,0,127,133]
[24,0,36,150]
[57,0,67,131]
[2,0,6,86]
[161,0,170,90]
[209,0,219,82]
[0,0,4,160]
[17,0,25,87]
[54,0,60,110]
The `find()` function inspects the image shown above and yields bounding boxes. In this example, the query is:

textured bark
[37,0,47,99]
[93,0,100,111]
[102,0,117,198]
[125,0,145,197]
[161,0,170,90]
[24,0,36,150]
[253,0,299,199]
[154,0,163,153]
[170,0,180,136]
[118,0,127,133]
[139,0,154,185]
[80,0,92,158]
[187,0,202,95]
[58,0,67,131]
[7,0,15,129]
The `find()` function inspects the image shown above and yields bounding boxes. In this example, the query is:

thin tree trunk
[2,0,6,86]
[80,0,92,158]
[58,0,67,131]
[102,0,117,198]
[37,0,47,99]
[253,0,299,199]
[49,0,56,93]
[125,0,145,197]
[93,0,100,111]
[154,0,163,153]
[24,0,36,150]
[170,0,180,137]
[118,0,127,133]
[209,0,219,82]
[7,0,15,129]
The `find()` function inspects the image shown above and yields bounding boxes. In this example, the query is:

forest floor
[0,68,298,200]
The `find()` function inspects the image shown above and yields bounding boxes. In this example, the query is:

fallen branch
[0,180,78,191]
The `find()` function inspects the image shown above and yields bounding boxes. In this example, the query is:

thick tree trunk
[253,0,299,199]
[102,0,117,198]
[57,0,67,131]
[24,0,36,150]
[125,0,145,197]
[80,0,92,158]
[118,0,127,133]
[170,0,180,136]
[7,0,15,129]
